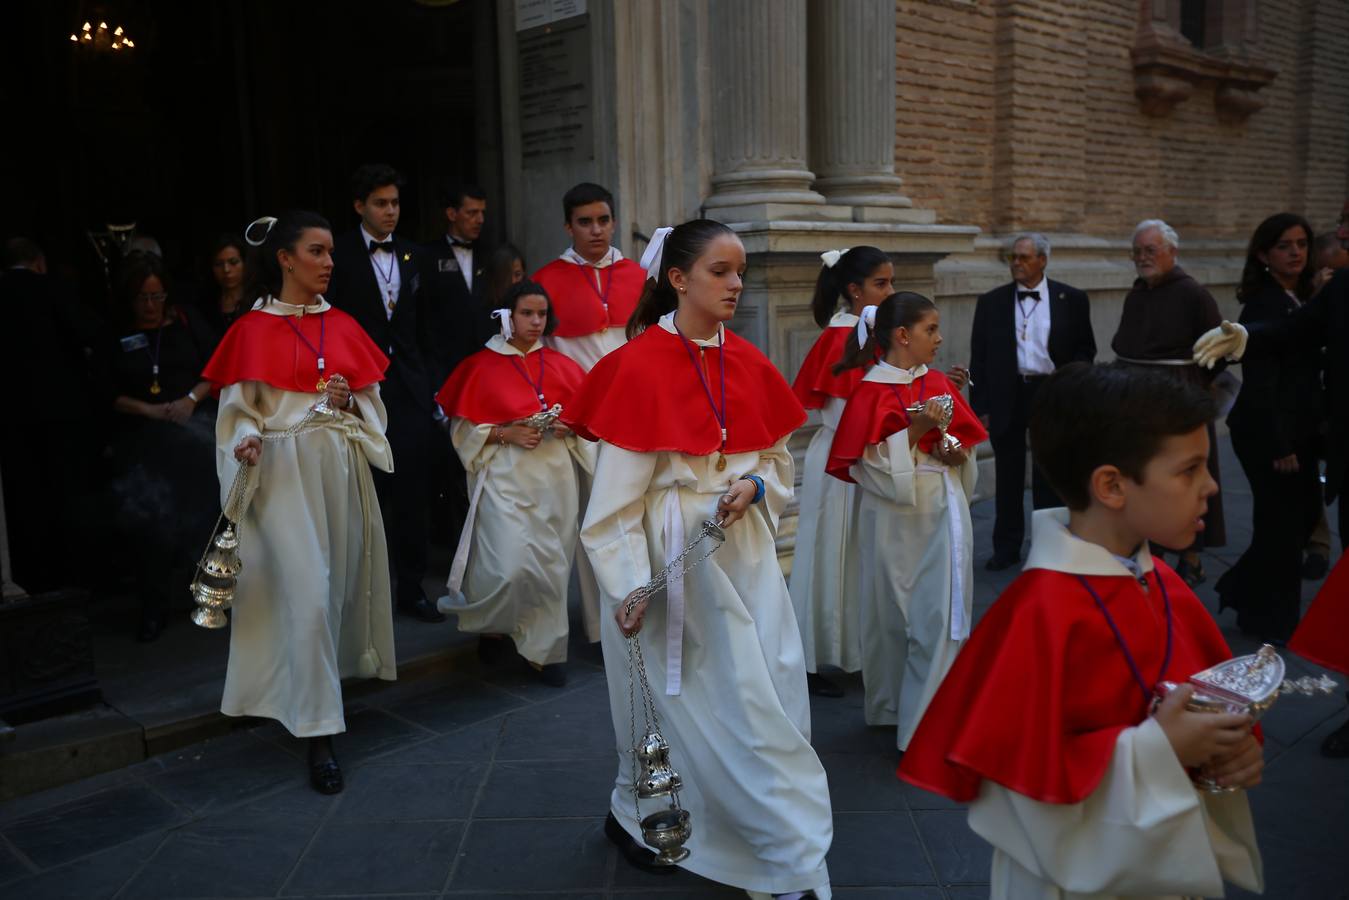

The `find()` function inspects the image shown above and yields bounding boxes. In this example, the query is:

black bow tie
[369,241,395,254]
[450,239,474,249]
[1017,290,1039,301]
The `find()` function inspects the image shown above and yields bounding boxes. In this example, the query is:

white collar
[862,360,928,384]
[658,310,724,347]
[829,310,860,328]
[1023,508,1156,578]
[360,225,394,248]
[254,295,330,317]
[561,246,623,268]
[486,333,542,357]
[1015,278,1047,299]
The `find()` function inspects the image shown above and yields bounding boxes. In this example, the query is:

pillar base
[813,174,913,210]
[705,201,853,224]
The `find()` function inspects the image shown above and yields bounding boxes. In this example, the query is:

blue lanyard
[1076,572,1174,707]
[673,320,728,464]
[885,371,928,426]
[283,313,327,389]
[510,351,548,409]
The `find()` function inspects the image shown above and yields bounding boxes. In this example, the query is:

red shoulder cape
[826,371,987,482]
[201,308,388,392]
[1289,556,1349,675]
[562,324,806,454]
[897,564,1236,804]
[532,258,647,338]
[792,325,867,409]
[435,345,586,425]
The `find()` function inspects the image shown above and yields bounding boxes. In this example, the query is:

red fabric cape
[562,323,806,454]
[792,325,867,409]
[201,308,388,392]
[532,257,647,338]
[1289,556,1349,675]
[435,345,586,425]
[826,371,988,482]
[897,564,1236,804]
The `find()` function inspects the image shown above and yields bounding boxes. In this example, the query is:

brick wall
[895,0,1349,241]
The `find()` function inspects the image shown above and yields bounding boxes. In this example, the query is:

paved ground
[0,439,1346,899]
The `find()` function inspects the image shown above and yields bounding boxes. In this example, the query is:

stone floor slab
[912,809,993,886]
[449,817,610,891]
[826,811,936,886]
[383,681,528,735]
[143,733,301,814]
[332,762,487,821]
[473,759,614,819]
[0,832,165,900]
[283,819,463,895]
[1,783,184,868]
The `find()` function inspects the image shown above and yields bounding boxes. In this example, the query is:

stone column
[703,0,829,218]
[806,0,911,210]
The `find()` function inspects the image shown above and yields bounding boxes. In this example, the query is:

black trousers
[373,386,432,603]
[1216,431,1323,641]
[990,376,1061,559]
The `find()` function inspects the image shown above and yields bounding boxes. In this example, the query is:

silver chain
[622,520,726,615]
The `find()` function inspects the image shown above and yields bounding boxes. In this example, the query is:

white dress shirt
[1013,278,1054,376]
[362,225,402,320]
[448,234,475,291]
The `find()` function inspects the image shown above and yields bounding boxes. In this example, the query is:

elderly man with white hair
[1111,219,1227,584]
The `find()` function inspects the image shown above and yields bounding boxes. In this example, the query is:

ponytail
[810,245,891,328]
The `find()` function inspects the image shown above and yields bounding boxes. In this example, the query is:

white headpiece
[491,308,514,341]
[820,248,851,269]
[244,216,278,247]
[639,226,675,282]
[857,304,878,346]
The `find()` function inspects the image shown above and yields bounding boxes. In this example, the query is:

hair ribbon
[491,308,514,340]
[639,225,675,282]
[244,216,278,247]
[857,304,878,345]
[820,247,851,269]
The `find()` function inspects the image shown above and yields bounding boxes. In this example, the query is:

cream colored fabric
[216,379,395,738]
[441,416,592,665]
[581,437,832,899]
[847,362,977,751]
[546,328,627,371]
[970,717,1263,899]
[788,395,862,673]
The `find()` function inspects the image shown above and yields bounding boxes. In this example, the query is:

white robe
[788,395,862,674]
[848,362,977,751]
[580,324,833,898]
[216,306,396,738]
[440,341,595,665]
[969,509,1264,900]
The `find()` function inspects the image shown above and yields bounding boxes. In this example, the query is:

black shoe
[1303,552,1330,581]
[477,635,509,665]
[984,552,1020,572]
[605,812,674,874]
[309,758,344,794]
[1322,719,1349,759]
[807,672,844,698]
[532,663,567,687]
[136,613,164,643]
[398,590,446,623]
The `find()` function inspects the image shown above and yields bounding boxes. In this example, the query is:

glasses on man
[1003,253,1039,264]
[1128,246,1166,260]
[136,291,168,303]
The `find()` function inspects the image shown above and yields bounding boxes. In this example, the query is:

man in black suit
[326,163,443,622]
[969,233,1097,570]
[422,181,496,387]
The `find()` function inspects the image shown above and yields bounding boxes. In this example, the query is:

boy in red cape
[1290,558,1349,757]
[898,362,1264,899]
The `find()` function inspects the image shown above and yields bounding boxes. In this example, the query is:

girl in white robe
[434,282,593,686]
[565,221,834,899]
[788,246,895,696]
[826,293,988,752]
[202,211,396,795]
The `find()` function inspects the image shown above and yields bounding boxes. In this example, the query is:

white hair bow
[491,308,514,341]
[857,304,878,346]
[244,216,278,247]
[640,226,675,282]
[820,247,851,269]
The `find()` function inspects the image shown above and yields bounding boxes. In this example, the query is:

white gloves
[1192,321,1249,369]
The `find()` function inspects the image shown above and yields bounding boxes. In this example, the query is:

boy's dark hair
[439,181,486,210]
[1030,362,1215,510]
[562,182,614,222]
[351,163,404,203]
[501,279,559,336]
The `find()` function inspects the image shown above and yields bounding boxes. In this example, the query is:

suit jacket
[420,236,496,387]
[969,278,1096,435]
[1247,267,1349,500]
[327,229,432,412]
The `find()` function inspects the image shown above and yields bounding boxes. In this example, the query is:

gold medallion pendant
[715,452,727,472]
[316,378,328,392]
[149,380,162,395]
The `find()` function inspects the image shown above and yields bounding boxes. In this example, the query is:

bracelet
[495,425,506,446]
[344,391,356,410]
[739,474,766,504]
[186,390,200,403]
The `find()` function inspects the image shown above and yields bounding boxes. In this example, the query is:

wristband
[739,474,765,504]
[344,391,356,410]
[187,390,200,403]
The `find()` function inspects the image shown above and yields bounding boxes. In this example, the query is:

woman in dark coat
[1216,212,1323,642]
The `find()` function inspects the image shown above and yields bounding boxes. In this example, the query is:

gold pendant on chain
[149,380,162,395]
[316,378,328,392]
[716,452,727,472]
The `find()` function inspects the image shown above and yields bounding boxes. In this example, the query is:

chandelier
[69,20,135,51]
